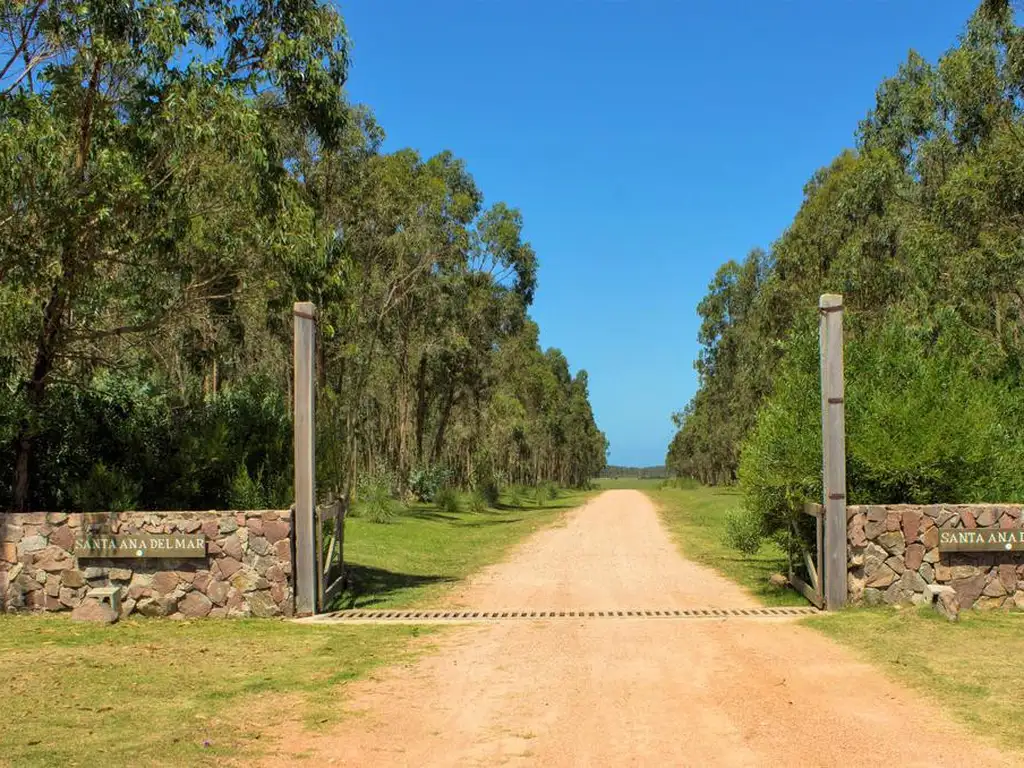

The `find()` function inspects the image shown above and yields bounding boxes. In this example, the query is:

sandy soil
[262,490,1019,767]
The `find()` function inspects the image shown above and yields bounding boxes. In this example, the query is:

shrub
[229,462,269,510]
[409,465,452,503]
[739,311,1024,549]
[70,462,140,512]
[435,486,460,514]
[353,471,399,523]
[723,507,764,556]
[468,490,488,512]
[471,460,501,507]
[477,479,500,507]
[507,485,525,508]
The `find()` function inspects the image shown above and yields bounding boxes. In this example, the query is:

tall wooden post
[819,294,847,610]
[293,302,317,615]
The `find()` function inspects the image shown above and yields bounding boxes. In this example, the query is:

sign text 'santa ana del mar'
[74,535,207,559]
[938,527,1024,552]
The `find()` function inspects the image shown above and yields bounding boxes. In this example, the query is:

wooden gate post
[819,294,847,610]
[293,302,317,615]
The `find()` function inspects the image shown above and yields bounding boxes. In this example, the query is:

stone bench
[87,586,122,615]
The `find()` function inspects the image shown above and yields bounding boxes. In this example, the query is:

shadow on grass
[495,500,580,513]
[455,518,524,528]
[401,508,462,523]
[333,563,456,610]
[399,508,530,528]
[400,500,580,520]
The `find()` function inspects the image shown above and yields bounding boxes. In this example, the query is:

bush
[352,471,399,523]
[471,460,501,507]
[1,373,294,512]
[468,490,488,512]
[435,486,461,514]
[532,485,547,507]
[723,507,764,555]
[477,479,500,507]
[408,465,452,503]
[70,462,141,512]
[229,462,270,510]
[739,312,1024,547]
[507,485,525,508]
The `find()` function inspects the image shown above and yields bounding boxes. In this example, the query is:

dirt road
[265,490,1018,767]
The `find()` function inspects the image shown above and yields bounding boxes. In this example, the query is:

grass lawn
[806,607,1024,753]
[0,615,435,768]
[608,480,807,606]
[1,487,595,768]
[593,477,667,490]
[340,488,595,609]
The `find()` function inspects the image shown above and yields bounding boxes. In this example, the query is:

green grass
[593,477,670,490]
[615,481,807,606]
[339,487,594,609]
[806,607,1024,753]
[0,486,596,768]
[0,615,436,768]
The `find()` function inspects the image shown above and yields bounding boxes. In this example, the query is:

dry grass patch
[806,607,1024,752]
[0,614,437,768]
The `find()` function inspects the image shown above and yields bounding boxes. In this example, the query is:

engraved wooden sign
[938,528,1024,552]
[74,534,207,558]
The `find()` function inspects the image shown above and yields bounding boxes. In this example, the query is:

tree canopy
[0,0,606,511]
[667,2,1024,530]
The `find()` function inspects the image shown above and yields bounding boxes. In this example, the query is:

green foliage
[506,485,528,508]
[475,478,501,508]
[434,487,461,515]
[723,507,765,556]
[471,461,501,507]
[229,464,272,511]
[0,375,292,511]
[467,490,488,513]
[740,312,1024,543]
[69,463,141,513]
[599,465,670,479]
[670,4,1024,541]
[0,0,606,514]
[352,471,400,524]
[408,465,453,504]
[532,485,547,507]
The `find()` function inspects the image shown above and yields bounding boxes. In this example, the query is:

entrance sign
[74,535,206,558]
[938,528,1024,552]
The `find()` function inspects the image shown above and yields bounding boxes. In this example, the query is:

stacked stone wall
[848,504,1024,610]
[0,510,293,618]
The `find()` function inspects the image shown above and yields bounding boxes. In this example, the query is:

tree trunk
[13,282,66,510]
[414,354,428,463]
[13,53,101,510]
[430,383,457,464]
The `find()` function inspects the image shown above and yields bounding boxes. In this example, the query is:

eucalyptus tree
[0,0,349,508]
[669,1,1024,526]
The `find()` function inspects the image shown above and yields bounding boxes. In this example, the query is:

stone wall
[847,504,1024,610]
[0,510,293,618]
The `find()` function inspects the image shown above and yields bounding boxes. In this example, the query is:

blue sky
[340,1,977,466]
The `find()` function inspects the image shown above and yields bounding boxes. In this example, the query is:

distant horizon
[341,0,977,466]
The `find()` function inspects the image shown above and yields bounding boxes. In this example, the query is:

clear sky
[339,1,977,467]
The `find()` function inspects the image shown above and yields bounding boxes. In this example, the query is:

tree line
[0,0,607,512]
[667,1,1024,539]
[599,466,671,479]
